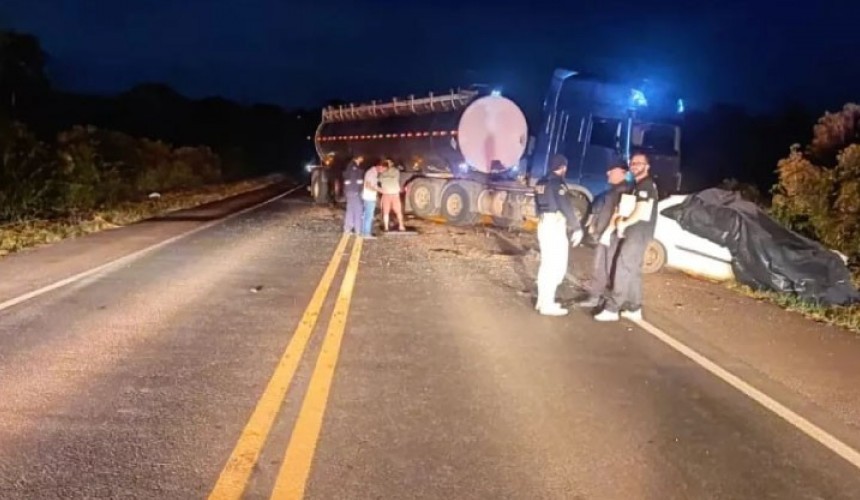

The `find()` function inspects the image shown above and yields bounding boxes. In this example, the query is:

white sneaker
[593,309,620,322]
[534,295,559,311]
[621,309,643,321]
[538,303,569,316]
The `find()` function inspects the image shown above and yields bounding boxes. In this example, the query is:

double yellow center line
[208,233,363,500]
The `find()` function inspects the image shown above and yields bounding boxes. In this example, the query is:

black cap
[549,153,568,172]
[606,161,629,172]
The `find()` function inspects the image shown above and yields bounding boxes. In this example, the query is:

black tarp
[661,188,860,306]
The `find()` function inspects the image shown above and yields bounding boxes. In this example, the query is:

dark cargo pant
[588,235,620,300]
[343,193,363,234]
[604,229,651,313]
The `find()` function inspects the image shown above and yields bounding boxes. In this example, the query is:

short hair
[549,153,568,171]
[630,152,649,163]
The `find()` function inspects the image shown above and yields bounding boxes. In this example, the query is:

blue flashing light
[630,89,648,108]
[491,88,502,97]
[677,98,685,114]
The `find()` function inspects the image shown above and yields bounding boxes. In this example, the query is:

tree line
[1,30,318,222]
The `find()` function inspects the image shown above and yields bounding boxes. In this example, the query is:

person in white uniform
[533,154,584,316]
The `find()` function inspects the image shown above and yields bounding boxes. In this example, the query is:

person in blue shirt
[533,154,584,316]
[342,156,365,234]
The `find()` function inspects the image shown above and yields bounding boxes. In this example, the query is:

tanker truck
[306,68,684,229]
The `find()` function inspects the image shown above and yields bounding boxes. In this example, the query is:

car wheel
[642,239,667,274]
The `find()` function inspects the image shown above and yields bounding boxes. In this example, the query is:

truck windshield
[632,123,678,156]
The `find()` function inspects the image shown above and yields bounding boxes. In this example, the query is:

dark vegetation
[1,30,317,223]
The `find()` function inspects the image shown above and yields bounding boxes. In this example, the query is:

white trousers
[536,212,569,307]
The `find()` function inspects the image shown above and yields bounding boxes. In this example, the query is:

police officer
[342,156,365,234]
[576,162,633,308]
[534,154,584,316]
[594,152,659,322]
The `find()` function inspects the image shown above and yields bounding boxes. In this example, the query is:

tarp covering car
[660,188,860,306]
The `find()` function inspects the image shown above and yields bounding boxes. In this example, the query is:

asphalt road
[1,189,859,499]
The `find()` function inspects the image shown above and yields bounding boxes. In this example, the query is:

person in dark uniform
[594,152,659,322]
[576,162,633,308]
[533,154,584,316]
[342,156,365,234]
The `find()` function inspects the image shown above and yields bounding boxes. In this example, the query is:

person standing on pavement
[594,152,659,322]
[534,153,584,316]
[342,156,365,235]
[378,160,406,232]
[361,161,384,239]
[576,162,633,308]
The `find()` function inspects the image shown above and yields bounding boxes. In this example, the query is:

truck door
[551,109,583,180]
[574,115,625,197]
[631,122,682,198]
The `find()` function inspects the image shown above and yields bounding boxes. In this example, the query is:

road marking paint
[270,237,363,500]
[208,233,350,500]
[0,184,306,314]
[634,317,860,471]
[457,215,860,469]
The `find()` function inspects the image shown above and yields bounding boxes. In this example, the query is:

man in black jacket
[342,156,365,234]
[577,162,633,308]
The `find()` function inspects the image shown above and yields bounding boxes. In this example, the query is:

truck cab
[528,69,684,201]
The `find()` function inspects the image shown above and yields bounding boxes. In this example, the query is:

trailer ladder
[322,89,479,123]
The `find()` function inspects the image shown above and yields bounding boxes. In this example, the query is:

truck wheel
[491,206,523,230]
[311,169,330,204]
[566,191,591,230]
[491,216,514,230]
[441,184,478,226]
[642,239,667,274]
[407,178,440,217]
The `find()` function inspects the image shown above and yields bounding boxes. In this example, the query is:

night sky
[2,0,858,117]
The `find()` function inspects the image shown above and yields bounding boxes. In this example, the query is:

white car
[642,193,851,281]
[642,194,735,281]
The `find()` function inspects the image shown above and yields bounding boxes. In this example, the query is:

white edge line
[0,183,306,313]
[634,317,860,471]
[498,227,860,468]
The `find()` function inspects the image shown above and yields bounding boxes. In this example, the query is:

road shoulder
[0,180,297,305]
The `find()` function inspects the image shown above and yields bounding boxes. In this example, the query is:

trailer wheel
[311,169,330,204]
[491,216,514,230]
[642,239,667,274]
[407,178,440,217]
[441,184,478,226]
[491,206,523,230]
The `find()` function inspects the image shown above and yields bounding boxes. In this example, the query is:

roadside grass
[727,279,860,334]
[0,177,278,257]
